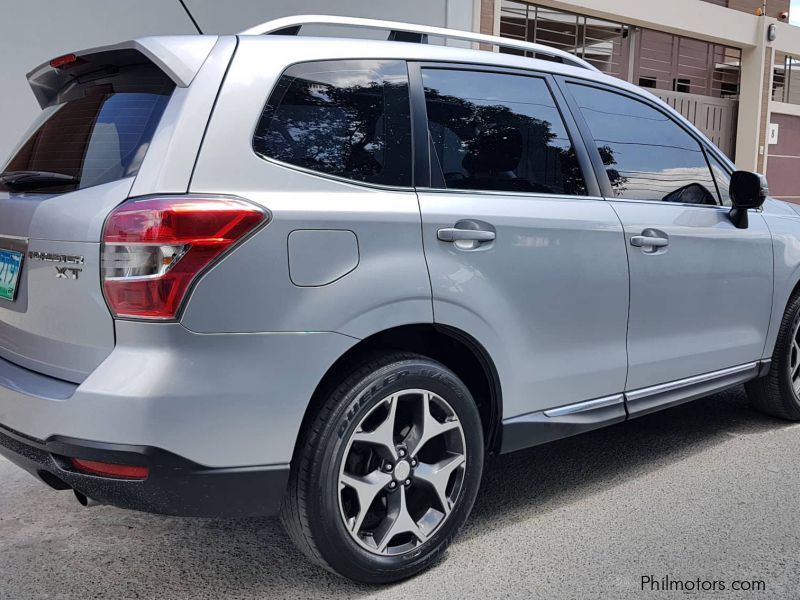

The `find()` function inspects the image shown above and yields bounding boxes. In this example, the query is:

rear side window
[253,60,412,187]
[422,68,586,196]
[567,83,721,206]
[1,65,173,194]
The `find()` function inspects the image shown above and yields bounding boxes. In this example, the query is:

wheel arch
[293,324,503,462]
[764,272,800,361]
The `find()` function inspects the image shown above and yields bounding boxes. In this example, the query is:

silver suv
[1,15,798,583]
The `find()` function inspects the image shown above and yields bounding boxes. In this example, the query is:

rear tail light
[101,195,268,320]
[71,458,149,480]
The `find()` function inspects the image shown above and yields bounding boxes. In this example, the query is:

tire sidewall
[777,296,800,405]
[305,358,484,583]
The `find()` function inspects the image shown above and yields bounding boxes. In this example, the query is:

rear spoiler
[26,36,219,108]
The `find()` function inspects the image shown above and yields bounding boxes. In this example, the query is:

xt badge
[55,266,81,280]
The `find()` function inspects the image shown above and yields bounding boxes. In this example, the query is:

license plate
[0,248,23,302]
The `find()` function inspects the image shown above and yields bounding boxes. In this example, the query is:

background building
[1,0,799,201]
[483,0,800,202]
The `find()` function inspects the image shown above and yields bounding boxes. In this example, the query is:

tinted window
[423,69,586,195]
[707,152,732,206]
[253,60,412,187]
[1,65,173,194]
[568,84,720,205]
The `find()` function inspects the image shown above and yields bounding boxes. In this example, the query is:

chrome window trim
[415,188,607,202]
[607,197,734,211]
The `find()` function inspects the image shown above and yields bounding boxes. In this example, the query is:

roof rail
[239,15,599,72]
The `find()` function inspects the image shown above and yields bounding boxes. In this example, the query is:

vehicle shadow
[0,386,792,599]
[464,386,791,540]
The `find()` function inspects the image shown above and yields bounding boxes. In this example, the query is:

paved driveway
[1,386,798,599]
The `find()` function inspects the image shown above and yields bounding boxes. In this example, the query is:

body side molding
[544,394,625,417]
[501,393,625,454]
[500,361,767,454]
[624,361,760,418]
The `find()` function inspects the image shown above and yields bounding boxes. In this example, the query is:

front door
[563,81,773,392]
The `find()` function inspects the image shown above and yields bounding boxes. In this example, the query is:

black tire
[280,352,484,584]
[746,292,800,420]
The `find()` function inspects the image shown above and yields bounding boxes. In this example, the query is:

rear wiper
[0,170,78,190]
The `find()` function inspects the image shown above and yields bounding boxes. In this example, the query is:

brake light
[101,196,268,320]
[49,53,81,69]
[71,458,149,480]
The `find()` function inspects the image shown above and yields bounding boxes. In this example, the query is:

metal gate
[652,90,739,158]
[499,0,741,158]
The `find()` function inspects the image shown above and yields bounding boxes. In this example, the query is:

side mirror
[729,171,768,229]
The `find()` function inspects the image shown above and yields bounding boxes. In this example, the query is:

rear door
[0,55,176,382]
[412,63,630,421]
[561,80,773,394]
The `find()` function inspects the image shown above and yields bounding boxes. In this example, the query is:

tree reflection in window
[253,60,412,187]
[422,69,586,196]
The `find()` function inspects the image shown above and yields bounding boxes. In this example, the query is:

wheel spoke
[341,469,393,535]
[791,326,800,392]
[792,341,800,378]
[351,394,399,461]
[407,392,460,457]
[414,453,466,516]
[373,485,427,552]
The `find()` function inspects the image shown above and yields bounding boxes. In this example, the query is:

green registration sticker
[0,248,23,301]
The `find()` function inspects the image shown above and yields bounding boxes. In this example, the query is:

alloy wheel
[790,318,800,396]
[337,389,467,556]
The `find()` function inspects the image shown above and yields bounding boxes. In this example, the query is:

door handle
[630,229,669,251]
[437,228,496,243]
[630,235,668,248]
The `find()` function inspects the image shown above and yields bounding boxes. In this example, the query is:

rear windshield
[0,64,174,194]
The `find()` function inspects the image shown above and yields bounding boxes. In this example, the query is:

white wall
[0,1,195,163]
[0,0,475,163]
[184,0,474,34]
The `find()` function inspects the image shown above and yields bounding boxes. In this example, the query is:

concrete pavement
[1,386,799,599]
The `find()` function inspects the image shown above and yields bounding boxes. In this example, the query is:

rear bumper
[0,320,357,516]
[0,423,289,517]
[0,321,355,467]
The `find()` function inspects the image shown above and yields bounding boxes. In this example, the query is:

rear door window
[253,60,412,187]
[422,68,586,195]
[567,83,721,206]
[1,65,174,194]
